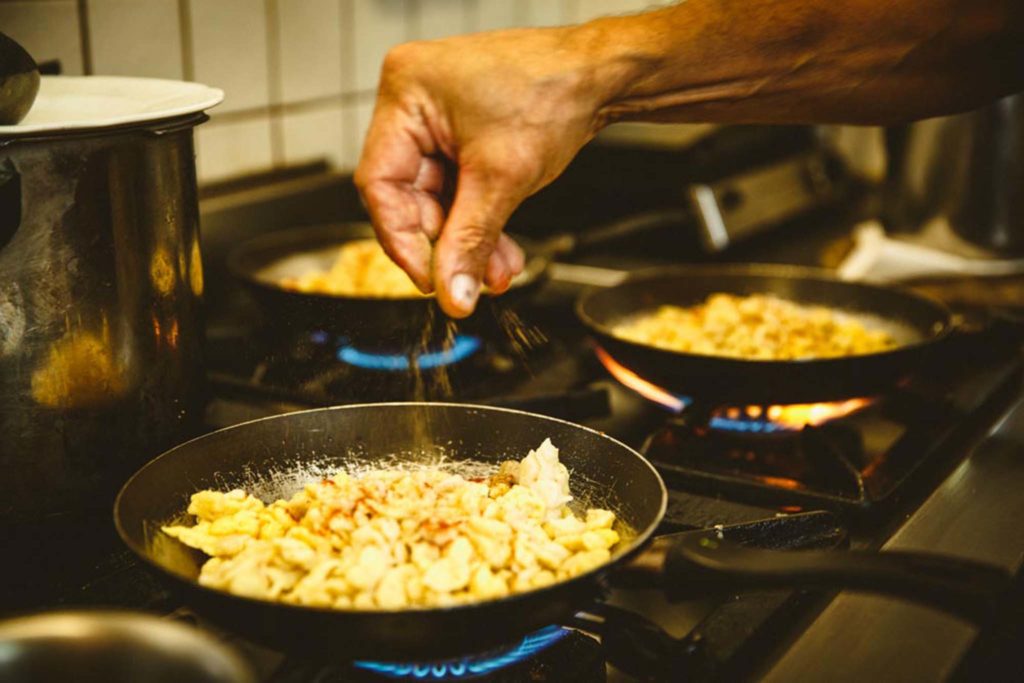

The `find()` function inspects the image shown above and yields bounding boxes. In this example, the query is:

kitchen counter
[761,395,1024,681]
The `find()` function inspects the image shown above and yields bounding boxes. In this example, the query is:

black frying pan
[577,264,954,405]
[115,403,1011,662]
[226,214,687,347]
[226,223,549,347]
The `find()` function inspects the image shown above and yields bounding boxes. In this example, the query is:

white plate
[0,76,224,136]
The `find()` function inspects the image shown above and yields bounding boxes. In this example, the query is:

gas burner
[711,400,874,433]
[353,626,569,680]
[334,334,484,372]
[594,347,873,433]
[596,335,1023,516]
[264,626,606,682]
[643,416,868,505]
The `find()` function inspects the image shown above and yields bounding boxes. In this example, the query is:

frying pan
[226,223,548,347]
[226,213,686,347]
[577,264,954,405]
[115,403,1011,661]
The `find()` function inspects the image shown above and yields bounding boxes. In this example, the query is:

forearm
[574,0,1024,126]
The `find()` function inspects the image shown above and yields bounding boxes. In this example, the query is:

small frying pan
[227,214,688,347]
[115,403,1010,661]
[226,223,549,346]
[577,264,954,405]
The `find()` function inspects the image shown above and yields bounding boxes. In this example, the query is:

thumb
[433,169,521,318]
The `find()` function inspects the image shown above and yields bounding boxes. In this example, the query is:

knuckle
[381,42,422,76]
[450,222,497,257]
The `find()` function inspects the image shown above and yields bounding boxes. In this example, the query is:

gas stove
[5,177,1024,681]
[188,247,1023,681]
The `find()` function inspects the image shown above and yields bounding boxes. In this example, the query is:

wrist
[563,11,673,126]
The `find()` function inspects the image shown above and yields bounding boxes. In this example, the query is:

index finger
[355,106,440,293]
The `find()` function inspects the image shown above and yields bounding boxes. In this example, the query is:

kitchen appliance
[0,76,222,519]
[4,165,1024,682]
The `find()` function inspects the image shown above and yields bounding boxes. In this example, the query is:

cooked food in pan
[162,439,620,610]
[280,238,424,298]
[612,293,896,360]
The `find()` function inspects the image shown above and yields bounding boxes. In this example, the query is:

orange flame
[595,346,874,429]
[595,347,686,413]
[593,348,688,411]
[764,398,872,429]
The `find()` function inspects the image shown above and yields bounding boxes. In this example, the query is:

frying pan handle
[662,532,1016,625]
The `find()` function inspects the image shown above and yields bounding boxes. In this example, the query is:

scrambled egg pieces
[612,293,896,360]
[163,439,620,609]
[280,239,424,298]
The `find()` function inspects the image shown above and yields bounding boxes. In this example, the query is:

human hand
[355,28,619,318]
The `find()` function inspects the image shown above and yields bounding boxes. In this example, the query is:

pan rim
[113,401,668,620]
[575,262,954,367]
[225,222,547,304]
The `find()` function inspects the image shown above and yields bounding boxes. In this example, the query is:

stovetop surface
[5,272,1021,681]
[5,197,1024,681]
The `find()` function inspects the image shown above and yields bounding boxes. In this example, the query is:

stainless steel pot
[882,92,1024,254]
[0,612,255,683]
[0,78,219,519]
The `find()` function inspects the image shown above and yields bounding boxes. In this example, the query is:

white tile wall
[88,0,184,79]
[277,0,346,103]
[189,0,270,112]
[0,0,84,75]
[522,0,567,28]
[196,117,275,182]
[414,0,474,40]
[345,93,376,168]
[352,0,408,92]
[568,0,650,23]
[281,103,346,168]
[477,0,525,31]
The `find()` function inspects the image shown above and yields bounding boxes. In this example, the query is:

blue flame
[353,626,568,679]
[658,394,789,434]
[335,334,483,371]
[708,414,788,434]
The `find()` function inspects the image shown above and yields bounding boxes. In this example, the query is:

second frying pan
[226,223,549,346]
[577,264,954,405]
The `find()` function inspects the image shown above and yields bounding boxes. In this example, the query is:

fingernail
[450,273,480,312]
